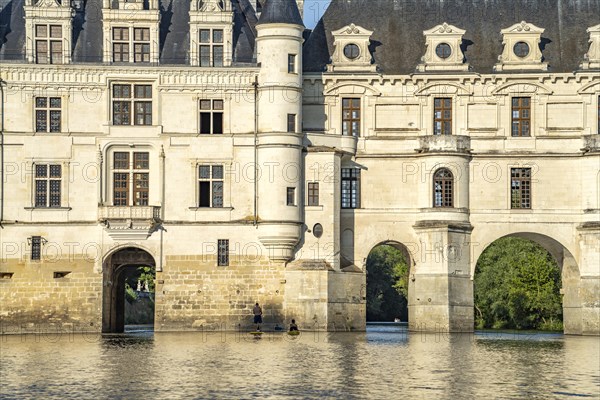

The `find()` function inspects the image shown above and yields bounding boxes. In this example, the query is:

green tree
[366,245,409,321]
[474,237,563,331]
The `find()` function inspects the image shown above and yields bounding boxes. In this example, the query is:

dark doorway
[102,247,156,333]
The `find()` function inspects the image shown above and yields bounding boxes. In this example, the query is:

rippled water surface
[1,325,599,399]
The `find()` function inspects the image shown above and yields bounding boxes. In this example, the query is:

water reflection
[1,326,598,399]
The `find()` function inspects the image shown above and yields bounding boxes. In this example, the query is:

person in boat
[289,319,299,332]
[252,302,263,331]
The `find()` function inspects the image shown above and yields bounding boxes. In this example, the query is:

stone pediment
[36,0,61,7]
[502,21,545,34]
[331,23,373,37]
[199,0,224,12]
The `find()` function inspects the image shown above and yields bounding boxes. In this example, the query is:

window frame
[341,168,360,209]
[199,99,224,134]
[342,98,361,137]
[133,27,151,63]
[35,24,62,64]
[286,187,296,206]
[111,83,153,126]
[112,27,130,62]
[307,182,319,206]
[433,168,454,208]
[510,168,532,209]
[288,54,297,73]
[197,164,224,208]
[34,97,62,133]
[433,97,452,135]
[31,236,42,261]
[287,114,296,133]
[511,97,531,137]
[111,150,151,206]
[34,163,62,208]
[217,239,229,267]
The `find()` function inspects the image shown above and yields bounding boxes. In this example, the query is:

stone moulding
[417,135,471,153]
[582,135,600,153]
[98,206,162,240]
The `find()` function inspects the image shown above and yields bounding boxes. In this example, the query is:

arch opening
[473,233,580,333]
[102,247,156,333]
[365,241,412,323]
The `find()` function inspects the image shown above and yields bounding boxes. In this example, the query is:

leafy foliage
[137,266,156,294]
[474,237,563,331]
[125,283,138,304]
[366,245,409,322]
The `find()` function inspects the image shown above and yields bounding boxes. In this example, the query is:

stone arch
[323,82,381,96]
[414,81,472,96]
[472,231,581,334]
[365,240,415,322]
[102,246,156,333]
[491,81,553,96]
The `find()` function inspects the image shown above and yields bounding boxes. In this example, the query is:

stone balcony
[417,135,471,154]
[98,206,162,240]
[582,135,600,153]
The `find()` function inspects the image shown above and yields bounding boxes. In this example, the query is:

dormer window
[190,0,233,67]
[25,1,72,64]
[495,21,548,71]
[328,24,376,72]
[102,1,159,64]
[418,23,468,72]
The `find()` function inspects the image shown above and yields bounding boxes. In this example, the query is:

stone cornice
[0,64,259,89]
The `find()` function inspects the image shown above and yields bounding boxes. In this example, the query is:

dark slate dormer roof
[0,0,26,61]
[0,0,260,65]
[256,0,304,27]
[304,0,600,74]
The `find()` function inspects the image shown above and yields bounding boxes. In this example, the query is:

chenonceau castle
[0,0,598,335]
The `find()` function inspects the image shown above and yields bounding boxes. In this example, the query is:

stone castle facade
[0,0,598,335]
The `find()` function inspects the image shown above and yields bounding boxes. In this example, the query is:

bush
[474,237,563,331]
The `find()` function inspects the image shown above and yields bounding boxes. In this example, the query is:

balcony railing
[98,206,161,221]
[418,135,471,154]
[583,135,600,153]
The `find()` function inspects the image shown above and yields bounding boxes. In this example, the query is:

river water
[1,324,598,399]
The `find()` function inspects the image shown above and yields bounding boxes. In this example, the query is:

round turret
[255,0,305,263]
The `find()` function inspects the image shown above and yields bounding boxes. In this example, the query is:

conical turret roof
[257,0,304,27]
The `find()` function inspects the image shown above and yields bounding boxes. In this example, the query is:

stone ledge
[286,260,334,271]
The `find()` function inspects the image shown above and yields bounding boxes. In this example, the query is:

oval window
[344,44,360,60]
[313,223,323,239]
[514,42,530,58]
[435,43,452,59]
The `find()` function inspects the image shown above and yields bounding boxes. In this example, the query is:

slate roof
[0,0,261,64]
[257,0,304,26]
[2,0,598,72]
[303,0,600,74]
